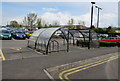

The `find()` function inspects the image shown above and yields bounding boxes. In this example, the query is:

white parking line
[12,38,15,40]
[43,69,55,81]
[27,47,47,56]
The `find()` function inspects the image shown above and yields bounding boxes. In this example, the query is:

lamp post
[95,6,102,29]
[90,2,95,28]
[88,2,95,49]
[95,6,102,48]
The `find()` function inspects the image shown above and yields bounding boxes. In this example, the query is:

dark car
[0,29,12,40]
[17,29,28,34]
[12,31,26,39]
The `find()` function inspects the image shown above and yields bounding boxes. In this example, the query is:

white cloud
[2,12,117,27]
[39,12,117,27]
[40,12,71,25]
[31,11,37,13]
[2,16,24,25]
[100,13,118,27]
[40,12,94,26]
[42,8,58,12]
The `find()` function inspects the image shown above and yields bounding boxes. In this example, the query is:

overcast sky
[1,2,118,28]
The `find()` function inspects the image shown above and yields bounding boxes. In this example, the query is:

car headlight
[9,34,11,37]
[22,34,25,37]
[16,34,19,36]
[0,34,3,37]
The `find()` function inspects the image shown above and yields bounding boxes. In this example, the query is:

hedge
[99,41,117,47]
[76,40,89,47]
[76,40,119,47]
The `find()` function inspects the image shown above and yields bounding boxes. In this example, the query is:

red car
[99,37,120,43]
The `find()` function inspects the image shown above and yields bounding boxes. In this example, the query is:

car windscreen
[29,31,33,34]
[1,30,9,33]
[15,31,23,33]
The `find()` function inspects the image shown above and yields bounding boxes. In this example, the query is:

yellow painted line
[64,56,118,81]
[59,55,118,81]
[59,56,117,80]
[10,47,22,51]
[16,48,21,51]
[0,49,6,61]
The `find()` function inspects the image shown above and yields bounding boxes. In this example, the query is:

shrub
[117,43,120,47]
[76,40,89,47]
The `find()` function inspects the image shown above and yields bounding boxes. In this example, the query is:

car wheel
[117,43,120,47]
[9,37,12,40]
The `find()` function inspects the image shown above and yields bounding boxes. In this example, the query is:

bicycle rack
[49,40,59,53]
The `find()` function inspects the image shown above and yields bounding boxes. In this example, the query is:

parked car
[73,33,83,38]
[17,29,28,34]
[98,34,108,38]
[113,35,120,37]
[0,29,12,40]
[99,37,120,43]
[12,31,26,39]
[25,31,34,38]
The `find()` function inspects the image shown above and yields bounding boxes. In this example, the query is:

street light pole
[95,6,102,29]
[88,2,95,49]
[95,6,102,48]
[90,2,95,28]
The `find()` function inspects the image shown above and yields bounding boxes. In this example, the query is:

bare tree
[41,20,47,27]
[28,13,37,28]
[82,21,86,26]
[23,17,28,27]
[78,20,86,26]
[23,13,37,29]
[52,20,60,27]
[67,18,74,29]
[37,18,42,29]
[78,20,82,25]
[68,18,74,25]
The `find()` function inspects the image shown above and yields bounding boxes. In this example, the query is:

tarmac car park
[1,27,119,80]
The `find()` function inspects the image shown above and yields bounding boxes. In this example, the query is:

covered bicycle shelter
[28,27,99,54]
[28,27,69,54]
[69,29,99,48]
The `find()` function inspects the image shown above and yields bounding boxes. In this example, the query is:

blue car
[12,31,26,39]
[0,29,12,40]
